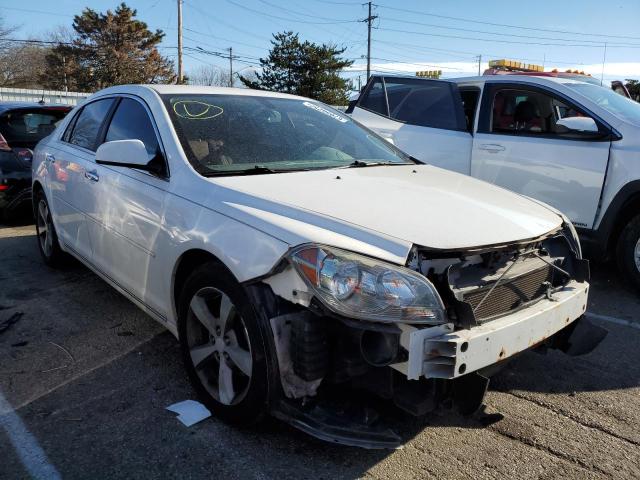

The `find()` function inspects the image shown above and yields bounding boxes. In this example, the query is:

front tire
[616,214,640,291]
[34,191,65,267]
[178,262,274,425]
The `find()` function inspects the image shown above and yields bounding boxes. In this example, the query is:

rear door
[48,98,116,260]
[349,76,472,174]
[471,83,611,229]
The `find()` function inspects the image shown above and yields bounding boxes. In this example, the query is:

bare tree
[0,15,49,88]
[0,15,17,53]
[0,44,49,88]
[188,65,231,87]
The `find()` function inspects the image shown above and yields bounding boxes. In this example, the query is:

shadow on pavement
[1,226,638,479]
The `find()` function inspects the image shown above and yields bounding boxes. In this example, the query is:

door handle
[478,144,505,153]
[45,153,56,163]
[84,169,99,182]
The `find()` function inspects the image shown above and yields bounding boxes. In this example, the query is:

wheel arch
[171,248,234,327]
[597,181,640,258]
[31,180,44,215]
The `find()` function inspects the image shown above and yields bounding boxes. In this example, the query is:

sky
[1,0,640,86]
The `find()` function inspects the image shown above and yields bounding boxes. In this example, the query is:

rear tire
[34,191,65,268]
[178,262,275,425]
[616,214,640,291]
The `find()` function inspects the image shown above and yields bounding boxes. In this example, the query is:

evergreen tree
[241,32,353,105]
[43,3,175,91]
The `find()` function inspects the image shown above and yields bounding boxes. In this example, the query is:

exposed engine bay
[253,225,605,448]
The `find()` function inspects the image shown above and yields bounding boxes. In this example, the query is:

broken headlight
[290,245,446,325]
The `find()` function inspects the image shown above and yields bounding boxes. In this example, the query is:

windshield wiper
[338,160,411,169]
[202,165,310,177]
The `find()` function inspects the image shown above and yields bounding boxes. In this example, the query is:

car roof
[449,75,590,86]
[91,84,308,101]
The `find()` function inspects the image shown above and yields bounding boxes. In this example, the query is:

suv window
[358,78,387,115]
[387,79,464,130]
[105,98,159,156]
[491,88,591,135]
[68,98,114,151]
[459,88,481,132]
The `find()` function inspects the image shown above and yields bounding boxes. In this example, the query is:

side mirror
[556,116,599,133]
[96,139,165,175]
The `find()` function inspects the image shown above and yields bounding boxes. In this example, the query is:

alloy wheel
[186,287,253,405]
[37,199,53,258]
[635,238,640,273]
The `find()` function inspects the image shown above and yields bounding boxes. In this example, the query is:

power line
[377,26,640,49]
[375,4,640,41]
[184,1,275,44]
[381,16,640,46]
[0,6,74,18]
[1,38,72,46]
[372,39,590,66]
[182,27,266,51]
[255,0,352,23]
[225,0,358,24]
[367,57,464,71]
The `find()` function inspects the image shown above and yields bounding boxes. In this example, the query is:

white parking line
[0,389,61,480]
[586,312,640,330]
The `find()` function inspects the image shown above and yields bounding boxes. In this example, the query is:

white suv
[349,75,640,290]
[32,85,605,448]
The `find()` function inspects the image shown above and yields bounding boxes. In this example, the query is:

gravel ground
[1,223,638,480]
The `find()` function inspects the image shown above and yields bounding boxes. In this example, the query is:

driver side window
[490,88,590,136]
[104,98,159,157]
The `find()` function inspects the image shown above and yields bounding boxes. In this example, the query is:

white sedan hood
[210,164,562,265]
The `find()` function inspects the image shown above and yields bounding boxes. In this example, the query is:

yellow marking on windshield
[173,100,224,120]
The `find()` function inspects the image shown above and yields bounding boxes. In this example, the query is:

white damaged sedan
[32,85,606,448]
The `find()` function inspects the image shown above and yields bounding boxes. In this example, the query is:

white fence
[0,87,89,105]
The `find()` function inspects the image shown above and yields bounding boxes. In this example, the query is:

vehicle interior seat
[513,100,543,132]
[492,94,513,131]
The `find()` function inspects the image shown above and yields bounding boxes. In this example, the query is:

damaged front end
[249,224,607,449]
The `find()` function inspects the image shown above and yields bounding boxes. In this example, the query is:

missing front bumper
[395,280,593,380]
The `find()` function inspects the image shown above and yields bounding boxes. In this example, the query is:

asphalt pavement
[1,223,639,479]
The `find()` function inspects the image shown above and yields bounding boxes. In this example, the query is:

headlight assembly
[289,245,446,325]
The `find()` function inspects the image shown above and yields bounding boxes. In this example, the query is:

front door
[88,97,169,315]
[471,83,611,229]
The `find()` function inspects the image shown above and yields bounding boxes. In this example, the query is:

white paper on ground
[166,400,212,427]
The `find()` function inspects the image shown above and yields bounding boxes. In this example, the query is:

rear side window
[105,98,159,156]
[385,78,465,130]
[0,108,69,149]
[358,78,387,115]
[68,98,114,151]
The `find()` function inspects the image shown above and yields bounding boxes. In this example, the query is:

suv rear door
[349,76,472,174]
[472,82,612,229]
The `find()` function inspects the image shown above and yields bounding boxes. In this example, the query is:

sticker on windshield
[302,101,348,123]
[173,100,224,120]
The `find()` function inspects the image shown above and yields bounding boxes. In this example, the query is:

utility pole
[177,0,183,84]
[228,47,233,87]
[362,2,378,81]
[600,42,607,86]
[62,55,68,92]
[477,55,482,76]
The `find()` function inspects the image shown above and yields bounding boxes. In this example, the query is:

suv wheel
[178,262,275,425]
[616,214,640,291]
[34,191,65,267]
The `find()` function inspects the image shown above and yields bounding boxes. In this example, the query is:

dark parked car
[0,102,72,221]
